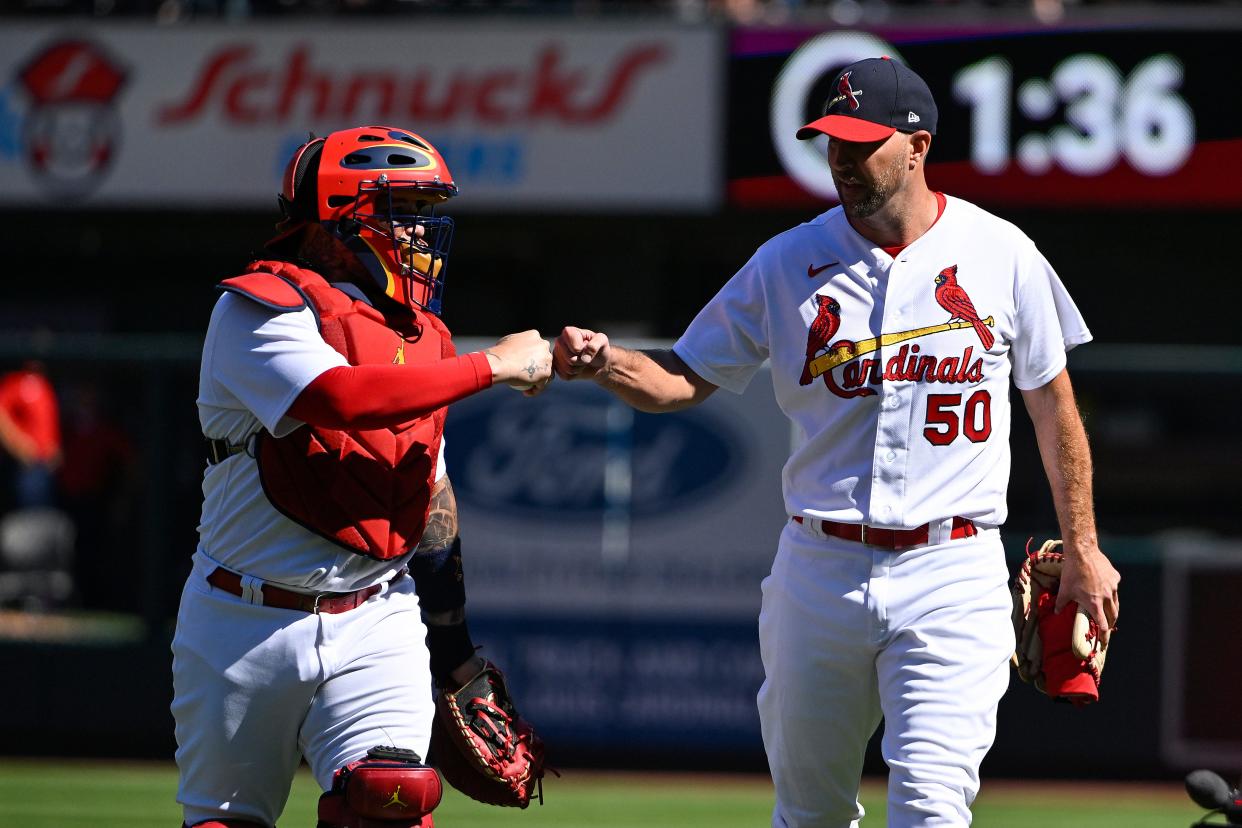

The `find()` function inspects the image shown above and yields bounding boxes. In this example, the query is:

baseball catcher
[171,125,552,828]
[1011,538,1111,705]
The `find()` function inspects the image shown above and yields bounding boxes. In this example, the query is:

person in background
[0,360,61,510]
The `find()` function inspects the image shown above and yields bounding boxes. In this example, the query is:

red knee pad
[185,821,267,827]
[317,747,442,828]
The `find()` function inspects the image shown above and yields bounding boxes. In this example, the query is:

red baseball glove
[1011,538,1109,706]
[430,659,547,807]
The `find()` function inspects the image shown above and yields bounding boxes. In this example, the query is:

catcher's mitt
[1011,538,1109,706]
[430,659,547,807]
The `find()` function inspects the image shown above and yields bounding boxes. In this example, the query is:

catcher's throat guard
[317,746,441,828]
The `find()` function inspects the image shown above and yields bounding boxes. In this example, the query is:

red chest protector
[219,260,453,560]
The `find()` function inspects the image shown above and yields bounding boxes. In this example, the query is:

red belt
[206,567,405,614]
[792,516,977,550]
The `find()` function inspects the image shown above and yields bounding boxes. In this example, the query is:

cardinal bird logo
[934,265,995,351]
[838,71,862,111]
[801,294,845,386]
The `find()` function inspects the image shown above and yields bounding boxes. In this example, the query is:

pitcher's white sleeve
[1010,245,1093,391]
[673,253,770,394]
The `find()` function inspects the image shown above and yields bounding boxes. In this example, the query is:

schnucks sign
[0,23,721,209]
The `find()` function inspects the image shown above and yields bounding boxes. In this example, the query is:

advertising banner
[731,24,1242,208]
[444,351,788,618]
[443,348,788,752]
[0,22,721,210]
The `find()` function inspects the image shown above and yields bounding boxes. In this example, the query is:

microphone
[1187,770,1233,810]
[1186,770,1242,825]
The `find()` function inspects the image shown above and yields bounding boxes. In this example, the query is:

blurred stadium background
[1,0,1241,823]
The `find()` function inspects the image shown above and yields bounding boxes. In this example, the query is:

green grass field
[0,760,1203,828]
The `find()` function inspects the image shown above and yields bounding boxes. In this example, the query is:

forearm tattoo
[417,476,458,554]
[415,477,466,626]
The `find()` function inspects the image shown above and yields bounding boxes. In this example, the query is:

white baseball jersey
[197,287,446,592]
[674,195,1090,529]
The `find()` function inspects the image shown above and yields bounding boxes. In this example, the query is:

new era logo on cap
[796,56,938,142]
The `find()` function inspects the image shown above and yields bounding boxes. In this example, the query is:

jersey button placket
[870,381,896,525]
[871,429,905,524]
[869,277,910,527]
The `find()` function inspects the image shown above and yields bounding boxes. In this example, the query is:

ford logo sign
[444,383,745,519]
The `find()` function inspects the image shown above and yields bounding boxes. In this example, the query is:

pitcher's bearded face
[828,134,909,219]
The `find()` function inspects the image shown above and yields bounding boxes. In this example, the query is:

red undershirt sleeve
[287,351,493,430]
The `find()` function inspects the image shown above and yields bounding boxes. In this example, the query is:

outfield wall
[0,540,1176,778]
[0,336,1238,779]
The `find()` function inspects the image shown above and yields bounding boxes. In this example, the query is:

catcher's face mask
[280,126,458,316]
[339,180,456,316]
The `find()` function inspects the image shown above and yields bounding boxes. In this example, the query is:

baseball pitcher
[553,57,1120,828]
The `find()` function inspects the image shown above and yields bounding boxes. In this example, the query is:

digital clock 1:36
[953,53,1193,176]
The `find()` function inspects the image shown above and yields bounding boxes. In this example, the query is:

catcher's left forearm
[412,477,477,682]
[414,534,476,679]
[417,476,459,558]
[415,477,465,621]
[1022,369,1098,550]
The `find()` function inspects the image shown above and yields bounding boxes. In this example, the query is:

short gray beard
[839,151,907,219]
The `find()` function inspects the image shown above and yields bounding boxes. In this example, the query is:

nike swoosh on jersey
[807,262,839,278]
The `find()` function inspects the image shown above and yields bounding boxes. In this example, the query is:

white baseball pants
[171,553,433,827]
[758,521,1013,828]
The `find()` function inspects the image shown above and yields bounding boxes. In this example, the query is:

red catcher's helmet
[279,125,458,315]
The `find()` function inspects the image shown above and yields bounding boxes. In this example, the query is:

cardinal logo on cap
[835,71,863,111]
